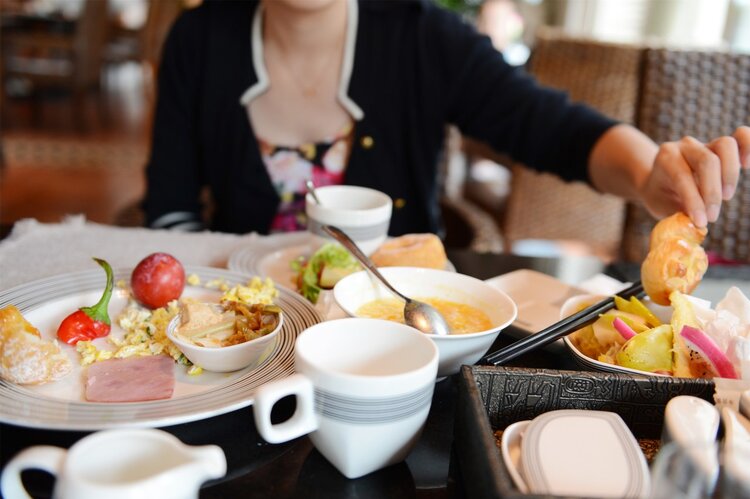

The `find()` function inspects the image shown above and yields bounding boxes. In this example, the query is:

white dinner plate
[0,266,321,430]
[484,269,587,355]
[228,232,320,291]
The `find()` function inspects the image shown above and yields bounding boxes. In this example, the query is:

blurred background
[1,0,749,261]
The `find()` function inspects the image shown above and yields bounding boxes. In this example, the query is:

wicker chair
[501,28,644,260]
[621,48,750,262]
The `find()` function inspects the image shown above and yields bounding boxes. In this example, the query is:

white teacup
[253,318,439,479]
[305,185,392,255]
[1,429,226,499]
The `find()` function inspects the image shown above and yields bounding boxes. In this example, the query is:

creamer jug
[1,428,226,499]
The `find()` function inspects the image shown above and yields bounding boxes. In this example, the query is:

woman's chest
[247,81,352,146]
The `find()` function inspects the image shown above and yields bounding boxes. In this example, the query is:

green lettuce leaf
[292,243,359,304]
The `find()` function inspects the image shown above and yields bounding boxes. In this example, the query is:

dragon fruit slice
[680,325,739,379]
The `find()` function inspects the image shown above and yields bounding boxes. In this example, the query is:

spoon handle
[322,225,409,303]
[305,180,322,205]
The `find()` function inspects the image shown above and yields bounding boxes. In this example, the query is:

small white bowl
[333,267,517,377]
[166,312,283,373]
[305,185,392,255]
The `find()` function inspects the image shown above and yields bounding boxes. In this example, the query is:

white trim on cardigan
[239,0,364,121]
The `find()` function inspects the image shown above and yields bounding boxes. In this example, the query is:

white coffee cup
[1,429,226,499]
[253,318,439,479]
[305,185,392,255]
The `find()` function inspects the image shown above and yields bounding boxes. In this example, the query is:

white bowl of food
[333,267,517,377]
[166,301,283,372]
[559,294,669,377]
[559,291,743,380]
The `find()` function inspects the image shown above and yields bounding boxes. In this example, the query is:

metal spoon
[306,180,322,205]
[322,224,451,336]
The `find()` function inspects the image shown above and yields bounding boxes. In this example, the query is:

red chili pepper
[57,258,114,345]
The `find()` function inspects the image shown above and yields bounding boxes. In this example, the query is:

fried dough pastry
[641,212,708,306]
[370,233,447,269]
[0,305,72,384]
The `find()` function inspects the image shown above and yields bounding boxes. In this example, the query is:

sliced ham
[85,355,175,402]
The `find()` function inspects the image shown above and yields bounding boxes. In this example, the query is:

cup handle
[253,373,318,443]
[1,446,66,499]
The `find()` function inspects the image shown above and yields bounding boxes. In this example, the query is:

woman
[143,0,749,234]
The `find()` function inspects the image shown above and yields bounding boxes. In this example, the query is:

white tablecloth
[0,216,260,291]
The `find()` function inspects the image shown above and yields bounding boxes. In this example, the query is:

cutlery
[305,180,322,205]
[480,281,644,365]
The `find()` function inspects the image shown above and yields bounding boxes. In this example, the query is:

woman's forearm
[587,124,658,201]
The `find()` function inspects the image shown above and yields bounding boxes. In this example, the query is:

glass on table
[649,441,750,499]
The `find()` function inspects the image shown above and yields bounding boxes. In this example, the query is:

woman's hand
[639,126,750,227]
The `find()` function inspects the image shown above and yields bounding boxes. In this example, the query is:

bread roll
[370,233,448,269]
[641,212,708,306]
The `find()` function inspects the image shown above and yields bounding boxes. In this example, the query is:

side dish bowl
[333,267,517,377]
[166,312,283,373]
[560,294,672,377]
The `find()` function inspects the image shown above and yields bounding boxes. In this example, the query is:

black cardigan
[143,0,617,235]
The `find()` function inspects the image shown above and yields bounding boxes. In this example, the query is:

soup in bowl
[333,267,517,377]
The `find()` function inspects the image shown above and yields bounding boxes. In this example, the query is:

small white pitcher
[1,428,227,499]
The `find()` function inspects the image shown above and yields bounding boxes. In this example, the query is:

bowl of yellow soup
[333,267,517,377]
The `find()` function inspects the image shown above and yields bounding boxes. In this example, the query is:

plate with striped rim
[0,266,321,430]
[228,232,456,293]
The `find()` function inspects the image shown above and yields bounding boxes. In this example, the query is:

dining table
[1,217,749,498]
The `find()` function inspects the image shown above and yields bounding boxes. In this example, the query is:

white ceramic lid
[521,410,650,498]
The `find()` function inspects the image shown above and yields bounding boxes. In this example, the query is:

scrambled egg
[221,277,278,305]
[76,277,278,376]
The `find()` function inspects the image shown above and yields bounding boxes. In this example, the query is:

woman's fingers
[654,141,707,227]
[734,125,750,169]
[676,137,722,223]
[707,135,741,200]
[646,129,747,228]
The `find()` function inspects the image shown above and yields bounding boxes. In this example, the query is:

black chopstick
[479,280,645,366]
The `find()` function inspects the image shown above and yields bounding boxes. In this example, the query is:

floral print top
[259,122,354,232]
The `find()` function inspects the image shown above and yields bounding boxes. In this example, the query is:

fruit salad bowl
[560,294,668,377]
[560,291,744,380]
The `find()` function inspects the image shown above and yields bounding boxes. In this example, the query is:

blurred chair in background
[439,126,504,253]
[440,0,524,253]
[622,48,750,263]
[477,27,644,261]
[1,0,108,131]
